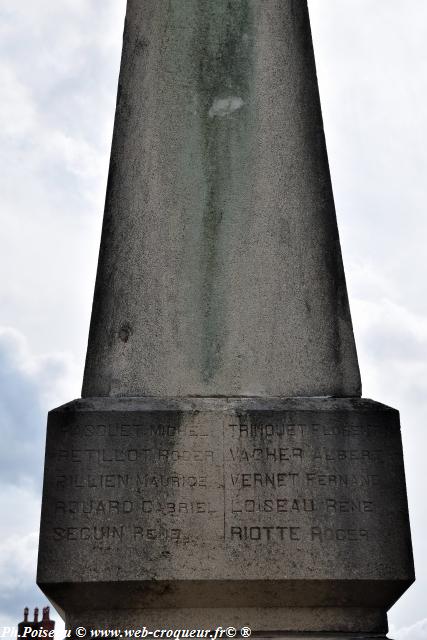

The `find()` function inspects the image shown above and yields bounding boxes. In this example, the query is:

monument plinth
[37,2,414,638]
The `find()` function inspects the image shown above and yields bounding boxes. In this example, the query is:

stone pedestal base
[37,397,413,635]
[64,607,387,635]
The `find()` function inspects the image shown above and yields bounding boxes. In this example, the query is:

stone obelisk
[37,2,414,638]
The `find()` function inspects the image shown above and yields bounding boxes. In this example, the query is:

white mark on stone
[208,96,244,118]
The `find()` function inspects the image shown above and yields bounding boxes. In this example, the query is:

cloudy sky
[0,1,426,638]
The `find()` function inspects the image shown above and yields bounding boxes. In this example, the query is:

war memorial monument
[37,1,414,637]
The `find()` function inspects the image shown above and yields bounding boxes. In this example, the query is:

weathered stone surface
[37,1,413,636]
[37,397,413,633]
[64,610,389,636]
[82,0,361,398]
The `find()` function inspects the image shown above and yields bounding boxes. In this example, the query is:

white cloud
[391,617,427,640]
[0,1,126,364]
[309,0,427,319]
[0,65,37,136]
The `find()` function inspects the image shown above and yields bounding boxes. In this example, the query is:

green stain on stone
[193,0,254,383]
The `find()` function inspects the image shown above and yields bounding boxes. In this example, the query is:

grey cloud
[0,333,45,488]
[0,329,76,487]
[0,329,77,628]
